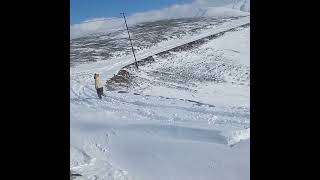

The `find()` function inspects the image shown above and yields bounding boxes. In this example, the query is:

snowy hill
[107,24,249,106]
[70,16,248,67]
[71,15,250,180]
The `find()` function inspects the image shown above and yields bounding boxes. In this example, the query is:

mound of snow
[70,146,92,168]
[227,128,250,146]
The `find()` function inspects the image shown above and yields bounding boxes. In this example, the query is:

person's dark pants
[97,87,104,99]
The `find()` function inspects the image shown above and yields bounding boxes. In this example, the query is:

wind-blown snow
[71,16,250,180]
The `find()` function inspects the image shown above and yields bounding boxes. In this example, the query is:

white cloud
[194,0,234,6]
[70,18,125,39]
[70,0,249,39]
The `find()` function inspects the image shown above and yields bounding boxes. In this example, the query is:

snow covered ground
[71,16,250,180]
[71,16,249,67]
[119,24,250,107]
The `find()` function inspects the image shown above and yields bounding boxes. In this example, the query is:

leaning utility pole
[120,12,138,69]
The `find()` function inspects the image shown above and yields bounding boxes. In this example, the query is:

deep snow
[71,16,250,180]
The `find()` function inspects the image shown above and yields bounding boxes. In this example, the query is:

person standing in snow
[94,73,105,99]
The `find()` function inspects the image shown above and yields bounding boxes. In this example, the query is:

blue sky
[71,0,194,24]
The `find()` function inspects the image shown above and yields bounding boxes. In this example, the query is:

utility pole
[120,12,138,69]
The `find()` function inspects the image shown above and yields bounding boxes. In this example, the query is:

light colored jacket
[95,74,104,89]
